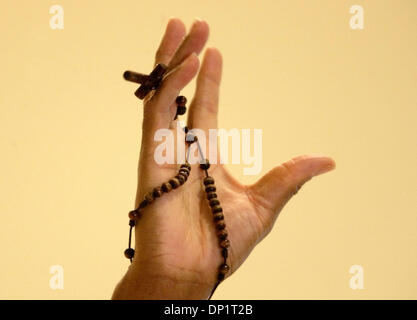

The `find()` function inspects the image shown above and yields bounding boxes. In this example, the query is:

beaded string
[123,65,230,299]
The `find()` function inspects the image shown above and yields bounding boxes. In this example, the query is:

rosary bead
[176,174,185,184]
[213,212,224,221]
[220,239,230,249]
[222,248,228,259]
[179,168,190,176]
[183,126,189,133]
[203,176,215,185]
[218,229,228,240]
[152,187,163,198]
[177,172,188,181]
[124,248,135,259]
[181,163,191,170]
[218,273,225,281]
[216,221,226,230]
[176,95,187,106]
[161,182,173,193]
[211,205,223,214]
[169,178,181,189]
[176,105,187,115]
[129,219,136,227]
[128,210,139,220]
[207,192,217,200]
[219,263,230,274]
[205,185,216,193]
[209,199,220,207]
[200,159,210,170]
[138,199,148,209]
[144,192,154,203]
[178,168,189,175]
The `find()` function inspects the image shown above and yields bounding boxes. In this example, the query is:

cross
[123,63,168,99]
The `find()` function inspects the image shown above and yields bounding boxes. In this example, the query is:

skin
[112,18,336,300]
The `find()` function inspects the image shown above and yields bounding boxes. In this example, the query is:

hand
[112,18,335,300]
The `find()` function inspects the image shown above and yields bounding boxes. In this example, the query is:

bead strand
[124,162,192,261]
[122,83,231,299]
[199,155,231,297]
[174,96,187,120]
[187,132,232,286]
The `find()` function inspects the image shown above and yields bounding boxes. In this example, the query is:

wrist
[112,262,214,300]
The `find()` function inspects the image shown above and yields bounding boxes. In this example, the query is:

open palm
[112,18,335,300]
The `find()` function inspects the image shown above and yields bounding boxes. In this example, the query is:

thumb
[249,155,336,224]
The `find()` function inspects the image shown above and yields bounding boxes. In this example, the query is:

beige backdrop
[0,0,416,299]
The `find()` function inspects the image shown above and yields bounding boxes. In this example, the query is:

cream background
[0,0,416,299]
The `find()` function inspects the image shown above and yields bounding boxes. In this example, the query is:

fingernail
[192,18,205,28]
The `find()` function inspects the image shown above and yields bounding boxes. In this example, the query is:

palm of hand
[133,159,263,286]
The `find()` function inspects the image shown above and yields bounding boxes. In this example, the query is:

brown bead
[209,199,220,207]
[138,199,148,209]
[176,175,185,184]
[177,172,188,181]
[203,176,215,186]
[205,185,216,193]
[218,229,228,240]
[169,178,181,189]
[161,182,172,193]
[222,248,228,259]
[176,105,186,116]
[200,159,210,170]
[213,212,224,221]
[211,205,223,214]
[128,210,139,220]
[181,163,191,170]
[129,219,136,227]
[176,95,187,106]
[219,263,230,274]
[207,192,217,200]
[179,168,190,176]
[216,221,226,230]
[144,192,154,204]
[220,239,230,249]
[124,248,135,259]
[152,187,163,198]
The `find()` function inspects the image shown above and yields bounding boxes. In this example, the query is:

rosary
[122,63,230,299]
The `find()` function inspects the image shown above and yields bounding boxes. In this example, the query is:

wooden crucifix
[123,63,168,99]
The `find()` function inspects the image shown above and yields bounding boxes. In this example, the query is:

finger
[143,53,200,137]
[168,19,209,71]
[249,155,336,224]
[154,18,186,67]
[187,47,223,131]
